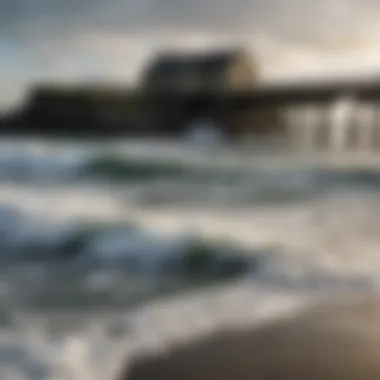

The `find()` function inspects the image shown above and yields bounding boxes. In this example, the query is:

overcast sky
[1,0,380,110]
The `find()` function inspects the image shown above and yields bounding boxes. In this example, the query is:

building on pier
[140,47,258,94]
[13,47,380,150]
[139,47,284,140]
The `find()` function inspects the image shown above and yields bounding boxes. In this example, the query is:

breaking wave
[1,138,380,379]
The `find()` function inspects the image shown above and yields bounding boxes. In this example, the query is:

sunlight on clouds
[3,0,380,108]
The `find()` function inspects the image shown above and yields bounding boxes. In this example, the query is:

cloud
[2,0,380,43]
[2,0,380,109]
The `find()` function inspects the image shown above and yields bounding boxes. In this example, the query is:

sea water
[0,137,380,379]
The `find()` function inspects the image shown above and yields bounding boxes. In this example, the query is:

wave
[0,205,266,315]
[78,153,195,182]
[0,206,255,268]
[0,282,311,380]
[0,140,380,209]
[1,198,378,316]
[0,139,380,190]
[4,140,380,379]
[315,168,380,189]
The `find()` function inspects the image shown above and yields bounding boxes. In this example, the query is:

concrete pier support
[316,105,331,151]
[356,103,375,151]
[372,106,380,150]
[328,96,356,152]
[282,97,379,153]
[286,107,304,149]
[303,105,321,150]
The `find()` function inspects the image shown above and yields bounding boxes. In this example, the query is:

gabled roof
[150,49,239,72]
[142,48,251,86]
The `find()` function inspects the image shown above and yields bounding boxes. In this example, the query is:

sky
[2,0,380,110]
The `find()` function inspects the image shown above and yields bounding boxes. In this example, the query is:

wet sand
[120,293,380,380]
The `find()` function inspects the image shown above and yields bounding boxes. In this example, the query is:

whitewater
[0,138,380,379]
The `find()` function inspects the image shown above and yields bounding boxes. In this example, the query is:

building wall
[227,51,258,91]
[140,49,261,137]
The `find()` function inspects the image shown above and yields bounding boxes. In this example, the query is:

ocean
[0,137,380,379]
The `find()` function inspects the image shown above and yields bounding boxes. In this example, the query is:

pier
[6,47,380,151]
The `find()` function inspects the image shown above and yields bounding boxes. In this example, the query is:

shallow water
[1,138,380,379]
